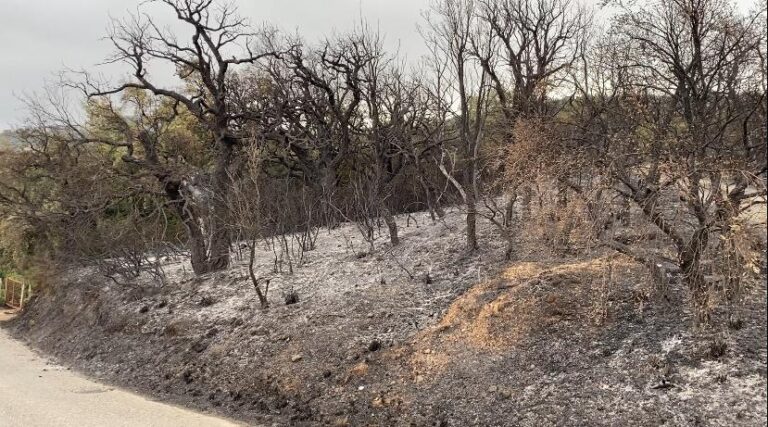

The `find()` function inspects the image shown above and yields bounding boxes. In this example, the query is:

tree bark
[417,167,445,220]
[680,227,710,324]
[163,180,212,275]
[465,195,479,251]
[381,206,400,246]
[248,239,269,308]
[205,134,234,272]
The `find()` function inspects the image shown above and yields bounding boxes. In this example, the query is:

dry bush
[589,262,615,326]
[228,147,270,307]
[709,216,764,310]
[498,118,598,256]
[479,117,572,259]
[526,185,597,255]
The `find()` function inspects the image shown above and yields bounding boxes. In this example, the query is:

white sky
[0,0,760,129]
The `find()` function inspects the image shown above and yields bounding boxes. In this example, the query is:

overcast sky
[0,0,759,129]
[0,0,432,129]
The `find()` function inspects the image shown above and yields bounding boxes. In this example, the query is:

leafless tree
[558,0,768,323]
[81,0,279,274]
[424,0,491,251]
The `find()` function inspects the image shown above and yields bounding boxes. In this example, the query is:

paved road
[0,312,241,427]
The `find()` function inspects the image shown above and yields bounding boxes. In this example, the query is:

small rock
[488,385,498,393]
[415,375,425,383]
[709,339,727,359]
[357,385,365,391]
[138,305,149,314]
[368,339,381,352]
[372,396,385,407]
[191,341,208,353]
[205,328,218,338]
[182,369,194,384]
[283,288,298,305]
[291,354,303,362]
[367,313,375,319]
[322,370,332,379]
[423,349,432,354]
[727,315,743,330]
[650,378,673,390]
[501,390,512,400]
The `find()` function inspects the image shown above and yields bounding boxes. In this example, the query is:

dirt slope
[6,208,767,426]
[354,259,767,426]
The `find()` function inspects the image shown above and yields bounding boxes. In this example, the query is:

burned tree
[84,0,277,274]
[556,0,768,323]
[424,0,490,251]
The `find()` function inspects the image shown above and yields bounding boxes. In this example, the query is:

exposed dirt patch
[353,258,767,426]
[5,208,767,426]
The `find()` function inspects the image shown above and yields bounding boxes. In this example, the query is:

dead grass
[395,253,655,392]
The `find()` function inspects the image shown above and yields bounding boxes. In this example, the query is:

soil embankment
[7,209,767,425]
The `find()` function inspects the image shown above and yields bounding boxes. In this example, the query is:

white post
[19,282,25,309]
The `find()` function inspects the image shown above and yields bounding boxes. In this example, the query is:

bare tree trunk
[416,163,446,219]
[503,191,517,227]
[680,227,710,324]
[163,180,213,275]
[320,168,340,228]
[188,224,213,275]
[206,135,234,272]
[556,179,569,212]
[520,185,533,220]
[424,178,446,220]
[248,239,269,308]
[381,206,400,246]
[503,192,517,259]
[466,194,479,251]
[504,236,514,261]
